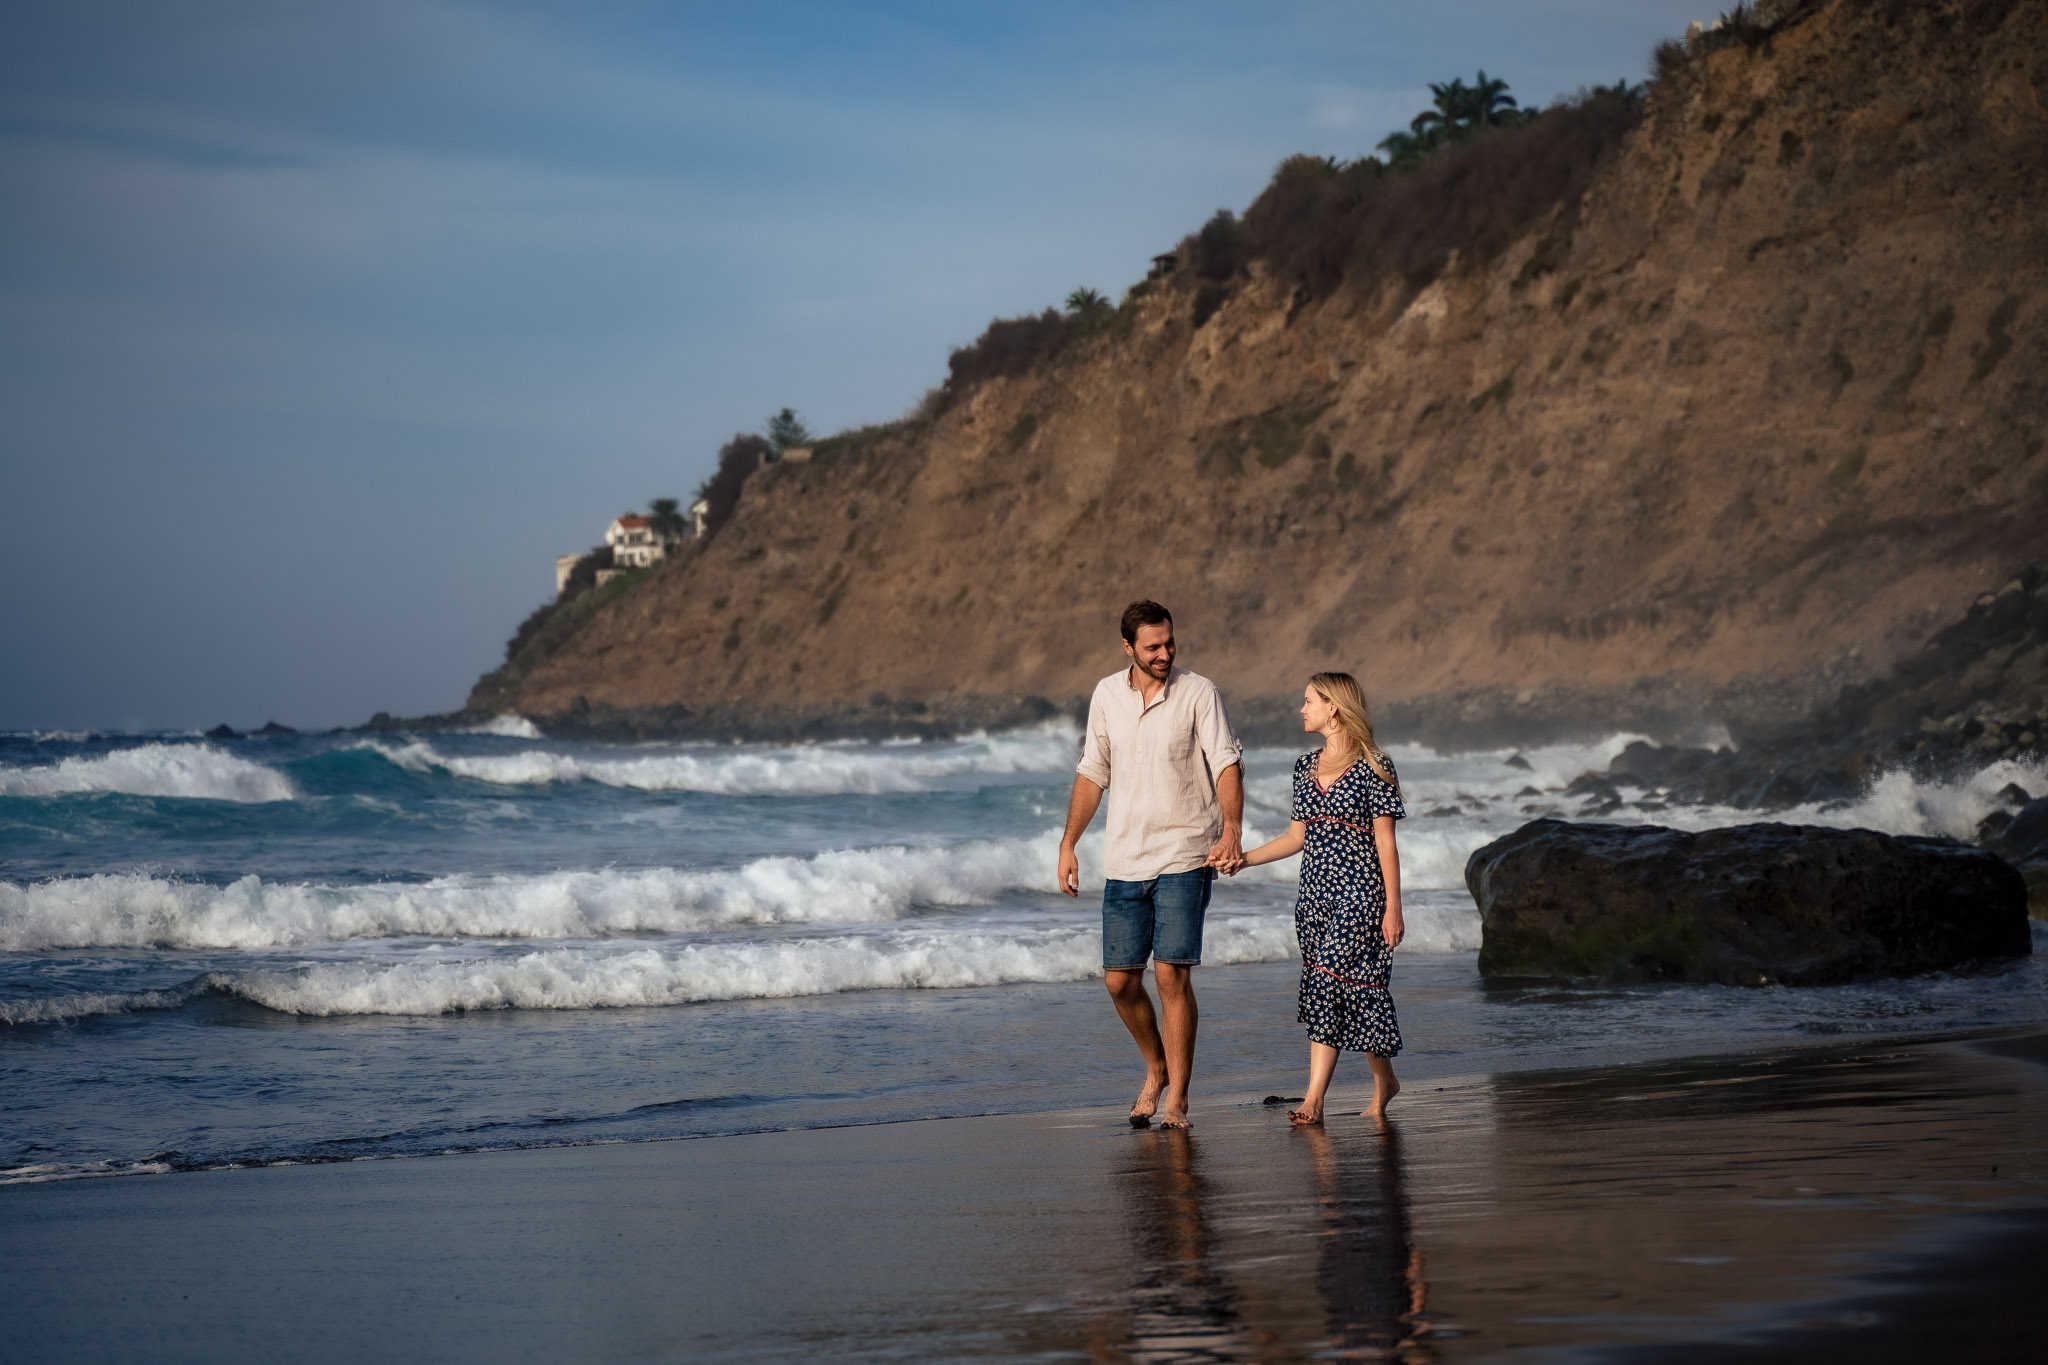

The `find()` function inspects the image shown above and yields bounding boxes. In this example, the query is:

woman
[1240,672,1406,1122]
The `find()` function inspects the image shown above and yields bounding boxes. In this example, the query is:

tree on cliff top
[693,433,772,540]
[766,407,813,453]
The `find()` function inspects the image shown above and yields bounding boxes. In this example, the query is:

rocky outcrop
[1466,818,2030,985]
[468,0,2048,743]
[1980,796,2048,918]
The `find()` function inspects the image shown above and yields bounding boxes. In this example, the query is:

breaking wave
[0,835,1063,950]
[452,714,543,739]
[350,720,1081,796]
[0,744,295,803]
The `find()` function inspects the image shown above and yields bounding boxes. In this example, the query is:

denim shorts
[1102,867,1214,970]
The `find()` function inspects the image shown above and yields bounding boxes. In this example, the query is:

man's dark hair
[1119,600,1173,644]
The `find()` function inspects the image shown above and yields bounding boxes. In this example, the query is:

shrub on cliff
[693,433,773,540]
[942,309,1073,399]
[1241,84,1642,300]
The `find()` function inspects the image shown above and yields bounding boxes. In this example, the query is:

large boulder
[1466,819,2030,986]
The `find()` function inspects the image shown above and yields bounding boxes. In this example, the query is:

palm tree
[1375,126,1432,169]
[1410,77,1469,142]
[1468,69,1518,128]
[647,497,685,544]
[1064,286,1109,316]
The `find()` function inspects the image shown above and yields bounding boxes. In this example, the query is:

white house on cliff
[553,511,699,594]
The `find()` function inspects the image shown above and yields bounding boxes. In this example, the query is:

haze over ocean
[4,0,1710,732]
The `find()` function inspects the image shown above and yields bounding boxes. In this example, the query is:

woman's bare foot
[1158,1088,1190,1129]
[1365,1073,1401,1118]
[1287,1105,1323,1125]
[1128,1072,1166,1127]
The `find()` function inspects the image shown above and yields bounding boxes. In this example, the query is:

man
[1058,600,1244,1129]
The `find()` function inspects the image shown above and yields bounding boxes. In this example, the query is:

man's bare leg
[1105,969,1168,1124]
[1364,1052,1401,1117]
[1152,962,1198,1129]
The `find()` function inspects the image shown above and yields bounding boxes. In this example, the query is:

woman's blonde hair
[1309,671,1398,791]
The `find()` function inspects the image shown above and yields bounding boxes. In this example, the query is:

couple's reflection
[1303,1121,1434,1361]
[1102,1121,1431,1362]
[1110,1128,1246,1362]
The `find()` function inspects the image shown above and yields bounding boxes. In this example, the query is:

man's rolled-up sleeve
[1196,682,1243,776]
[1076,692,1112,789]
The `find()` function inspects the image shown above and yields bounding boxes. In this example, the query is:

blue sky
[2,0,1705,730]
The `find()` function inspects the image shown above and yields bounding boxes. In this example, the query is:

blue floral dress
[1291,749,1406,1056]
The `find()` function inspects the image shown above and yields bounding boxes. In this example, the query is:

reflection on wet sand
[1101,1128,1249,1362]
[1070,1034,2043,1362]
[1095,1119,1436,1361]
[1302,1122,1435,1362]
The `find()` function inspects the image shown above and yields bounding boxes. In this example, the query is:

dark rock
[204,724,241,740]
[1979,810,2016,846]
[1996,783,2034,808]
[1565,772,1622,802]
[1517,785,1543,797]
[1466,818,2030,985]
[253,721,298,737]
[1987,797,2048,863]
[1504,753,1533,771]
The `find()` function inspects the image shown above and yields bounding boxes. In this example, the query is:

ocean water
[3,720,2043,1185]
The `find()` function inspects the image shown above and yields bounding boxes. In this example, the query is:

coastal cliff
[470,0,2047,745]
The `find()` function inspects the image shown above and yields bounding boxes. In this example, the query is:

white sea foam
[353,719,1082,796]
[0,1159,177,1185]
[197,895,1492,1017]
[0,743,296,802]
[1243,736,2045,895]
[209,915,1306,1016]
[1760,756,2048,841]
[0,835,1065,950]
[0,985,198,1025]
[453,714,544,739]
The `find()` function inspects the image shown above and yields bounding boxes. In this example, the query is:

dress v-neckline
[1312,755,1357,793]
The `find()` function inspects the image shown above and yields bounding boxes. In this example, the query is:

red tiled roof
[614,514,649,528]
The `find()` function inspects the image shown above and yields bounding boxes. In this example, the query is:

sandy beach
[7,1027,2043,1362]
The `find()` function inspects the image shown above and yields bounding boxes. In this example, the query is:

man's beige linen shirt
[1077,666,1243,882]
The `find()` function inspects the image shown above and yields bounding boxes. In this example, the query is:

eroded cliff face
[475,0,2047,734]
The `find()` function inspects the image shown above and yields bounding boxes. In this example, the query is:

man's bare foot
[1365,1075,1401,1118]
[1158,1089,1190,1129]
[1128,1073,1166,1127]
[1287,1105,1323,1125]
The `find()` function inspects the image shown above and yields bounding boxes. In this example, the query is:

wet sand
[5,1030,2043,1362]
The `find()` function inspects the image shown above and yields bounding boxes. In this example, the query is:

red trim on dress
[1310,961,1388,989]
[1306,814,1378,837]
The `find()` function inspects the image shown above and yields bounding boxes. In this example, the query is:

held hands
[1204,829,1246,877]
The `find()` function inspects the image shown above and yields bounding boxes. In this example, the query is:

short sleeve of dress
[1289,751,1313,822]
[1366,755,1406,821]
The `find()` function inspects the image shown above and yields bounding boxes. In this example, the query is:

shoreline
[8,1027,2042,1361]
